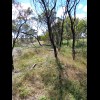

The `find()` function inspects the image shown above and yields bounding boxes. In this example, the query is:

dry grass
[12,45,87,100]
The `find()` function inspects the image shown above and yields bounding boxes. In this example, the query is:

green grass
[62,39,87,59]
[39,96,48,100]
[63,39,87,47]
[12,44,87,100]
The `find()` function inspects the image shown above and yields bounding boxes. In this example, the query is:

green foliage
[61,79,87,100]
[63,17,87,40]
[39,96,48,100]
[51,20,62,47]
[19,86,30,99]
[39,32,50,43]
[12,77,30,99]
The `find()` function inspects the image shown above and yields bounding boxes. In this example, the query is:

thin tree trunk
[12,21,26,71]
[71,24,75,60]
[47,17,58,58]
[12,41,14,71]
[35,36,42,46]
[60,18,64,48]
[12,55,14,71]
[72,31,75,60]
[68,12,76,60]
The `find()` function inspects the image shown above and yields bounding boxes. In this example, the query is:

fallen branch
[31,64,37,69]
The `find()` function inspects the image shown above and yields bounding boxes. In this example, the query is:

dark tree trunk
[66,0,80,60]
[60,18,64,48]
[12,44,15,71]
[35,36,42,46]
[47,17,58,58]
[12,43,15,71]
[68,12,76,60]
[12,55,14,71]
[72,33,75,60]
[71,24,75,60]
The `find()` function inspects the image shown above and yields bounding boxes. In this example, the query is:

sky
[13,0,87,35]
[15,0,87,19]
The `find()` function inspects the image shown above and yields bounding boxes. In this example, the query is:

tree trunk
[12,43,15,71]
[72,30,75,60]
[60,18,64,48]
[71,24,75,60]
[47,17,58,58]
[68,12,76,60]
[36,36,42,46]
[50,32,57,58]
[12,55,14,71]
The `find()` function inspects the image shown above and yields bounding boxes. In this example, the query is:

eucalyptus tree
[65,0,80,60]
[33,0,58,58]
[12,2,33,71]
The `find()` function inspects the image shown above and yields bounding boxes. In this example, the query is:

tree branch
[12,20,27,50]
[49,0,57,17]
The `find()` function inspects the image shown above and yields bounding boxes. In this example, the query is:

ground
[12,41,87,100]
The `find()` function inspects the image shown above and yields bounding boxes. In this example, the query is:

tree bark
[71,23,75,60]
[68,12,76,60]
[60,18,64,48]
[66,0,80,60]
[47,17,57,58]
[12,55,14,71]
[34,36,42,46]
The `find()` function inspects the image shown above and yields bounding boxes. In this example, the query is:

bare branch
[49,0,57,17]
[12,20,27,50]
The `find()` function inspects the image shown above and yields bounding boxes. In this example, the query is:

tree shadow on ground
[40,58,87,100]
[19,55,87,100]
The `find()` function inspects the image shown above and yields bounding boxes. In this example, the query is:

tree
[76,18,87,38]
[65,0,80,60]
[33,1,64,99]
[21,27,42,46]
[33,0,58,58]
[51,18,62,49]
[76,18,87,52]
[12,3,33,71]
[39,31,50,44]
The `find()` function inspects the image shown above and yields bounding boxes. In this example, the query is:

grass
[12,41,87,100]
[12,75,30,98]
[39,96,48,100]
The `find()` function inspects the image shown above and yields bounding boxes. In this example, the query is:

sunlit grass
[12,44,87,100]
